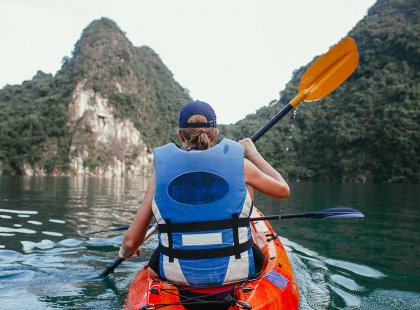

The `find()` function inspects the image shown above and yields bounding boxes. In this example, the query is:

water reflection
[0,176,147,251]
[66,176,147,236]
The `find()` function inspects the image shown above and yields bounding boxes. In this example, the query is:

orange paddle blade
[293,37,359,106]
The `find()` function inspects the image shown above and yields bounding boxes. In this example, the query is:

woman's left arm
[119,173,155,258]
[240,138,290,199]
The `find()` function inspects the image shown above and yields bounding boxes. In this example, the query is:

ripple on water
[28,281,83,298]
[0,227,37,234]
[21,239,84,253]
[329,284,362,309]
[86,235,123,245]
[0,208,38,215]
[282,238,320,258]
[0,249,21,262]
[49,219,66,224]
[42,231,64,237]
[21,240,55,252]
[58,239,83,247]
[28,220,43,225]
[330,274,364,292]
[0,269,36,281]
[324,258,386,279]
[23,254,67,269]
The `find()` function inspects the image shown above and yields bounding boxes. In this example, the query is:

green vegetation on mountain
[0,70,74,174]
[0,0,418,182]
[221,0,419,183]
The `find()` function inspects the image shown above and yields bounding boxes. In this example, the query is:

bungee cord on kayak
[138,278,256,309]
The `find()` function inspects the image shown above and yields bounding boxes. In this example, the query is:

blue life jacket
[152,138,255,286]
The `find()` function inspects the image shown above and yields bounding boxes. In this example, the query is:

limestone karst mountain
[0,18,190,176]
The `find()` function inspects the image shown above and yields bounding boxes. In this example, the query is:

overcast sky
[0,0,376,124]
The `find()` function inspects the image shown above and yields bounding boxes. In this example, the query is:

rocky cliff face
[67,79,152,177]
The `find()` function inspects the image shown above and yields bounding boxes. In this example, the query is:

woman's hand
[239,138,259,160]
[118,245,141,259]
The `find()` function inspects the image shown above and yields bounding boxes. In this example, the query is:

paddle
[250,207,364,221]
[85,223,155,236]
[89,208,364,236]
[91,223,158,279]
[251,37,359,142]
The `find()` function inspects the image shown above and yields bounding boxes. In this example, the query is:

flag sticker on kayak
[264,270,289,289]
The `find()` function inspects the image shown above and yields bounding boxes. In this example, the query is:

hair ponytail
[180,115,215,150]
[190,130,211,150]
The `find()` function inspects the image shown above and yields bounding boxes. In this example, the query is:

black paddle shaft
[251,104,294,142]
[251,213,323,221]
[93,257,125,279]
[250,208,364,221]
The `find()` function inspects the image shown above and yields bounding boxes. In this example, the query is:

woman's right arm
[240,138,290,199]
[119,173,155,258]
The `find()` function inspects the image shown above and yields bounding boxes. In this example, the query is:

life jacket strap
[166,219,174,263]
[158,217,250,233]
[159,238,254,260]
[232,213,241,259]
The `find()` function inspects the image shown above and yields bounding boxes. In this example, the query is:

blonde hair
[180,115,216,150]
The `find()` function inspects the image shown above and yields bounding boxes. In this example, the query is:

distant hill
[0,18,190,176]
[221,0,419,183]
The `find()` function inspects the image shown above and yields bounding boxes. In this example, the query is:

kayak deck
[125,208,299,309]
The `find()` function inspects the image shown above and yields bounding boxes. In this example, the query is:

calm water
[0,176,419,309]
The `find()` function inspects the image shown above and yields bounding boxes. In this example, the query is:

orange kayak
[125,208,300,309]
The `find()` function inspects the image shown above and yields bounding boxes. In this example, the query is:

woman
[119,100,289,287]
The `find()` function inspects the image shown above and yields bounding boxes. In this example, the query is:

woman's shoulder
[214,138,244,153]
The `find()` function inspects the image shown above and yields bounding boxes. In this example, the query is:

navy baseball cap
[178,100,217,128]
